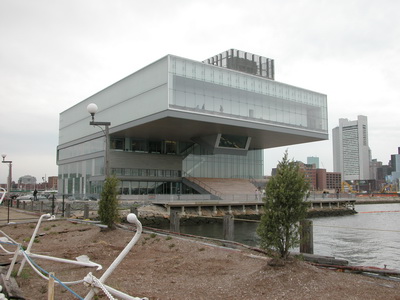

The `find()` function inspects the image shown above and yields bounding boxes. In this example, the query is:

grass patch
[23,237,39,243]
[12,269,31,280]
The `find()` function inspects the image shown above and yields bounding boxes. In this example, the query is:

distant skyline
[1,0,400,183]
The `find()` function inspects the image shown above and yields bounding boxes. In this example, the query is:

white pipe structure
[17,213,55,276]
[15,214,102,277]
[84,213,148,300]
[0,187,6,205]
[29,253,102,270]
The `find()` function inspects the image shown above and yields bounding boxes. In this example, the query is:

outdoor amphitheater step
[189,177,257,195]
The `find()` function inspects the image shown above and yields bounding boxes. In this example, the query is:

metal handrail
[182,172,222,197]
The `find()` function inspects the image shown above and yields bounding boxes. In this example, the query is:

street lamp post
[87,103,111,178]
[1,154,12,195]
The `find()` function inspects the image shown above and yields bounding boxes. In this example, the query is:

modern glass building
[57,49,328,198]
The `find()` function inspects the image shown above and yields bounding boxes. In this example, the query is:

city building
[297,162,341,191]
[307,156,319,169]
[47,176,58,190]
[325,171,342,190]
[18,175,37,191]
[298,162,317,189]
[332,115,371,181]
[389,147,400,189]
[57,49,328,199]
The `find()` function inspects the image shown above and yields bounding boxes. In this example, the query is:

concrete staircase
[186,177,257,196]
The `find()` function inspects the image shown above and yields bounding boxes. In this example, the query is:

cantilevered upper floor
[59,52,328,153]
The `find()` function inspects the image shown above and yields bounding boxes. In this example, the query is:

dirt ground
[1,217,400,300]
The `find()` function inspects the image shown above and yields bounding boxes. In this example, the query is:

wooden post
[83,204,89,219]
[22,201,26,210]
[48,272,55,300]
[300,219,313,254]
[223,215,234,241]
[40,201,44,213]
[170,211,180,233]
[65,203,71,218]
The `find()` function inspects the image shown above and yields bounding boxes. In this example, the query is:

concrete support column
[213,205,217,215]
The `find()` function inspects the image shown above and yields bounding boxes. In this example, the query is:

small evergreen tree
[99,175,120,229]
[256,151,310,259]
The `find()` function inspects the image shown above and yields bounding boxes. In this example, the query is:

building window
[111,137,125,150]
[165,141,177,154]
[149,141,162,153]
[132,139,147,152]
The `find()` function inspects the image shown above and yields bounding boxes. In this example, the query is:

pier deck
[152,198,357,216]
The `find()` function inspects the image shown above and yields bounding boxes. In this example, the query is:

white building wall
[59,56,169,145]
[332,126,342,174]
[332,115,371,181]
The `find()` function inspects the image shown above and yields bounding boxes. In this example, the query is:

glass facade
[183,144,263,179]
[57,53,327,198]
[58,138,263,197]
[58,157,104,196]
[58,137,104,160]
[169,56,327,133]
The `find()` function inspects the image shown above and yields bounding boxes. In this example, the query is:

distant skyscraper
[332,115,371,181]
[389,147,400,183]
[307,156,319,169]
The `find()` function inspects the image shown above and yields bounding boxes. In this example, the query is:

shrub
[98,175,120,229]
[257,151,310,259]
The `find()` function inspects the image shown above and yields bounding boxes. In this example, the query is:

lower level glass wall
[58,157,193,197]
[119,181,196,195]
[183,145,263,179]
[58,143,263,198]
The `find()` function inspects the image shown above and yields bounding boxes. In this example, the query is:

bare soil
[1,219,400,300]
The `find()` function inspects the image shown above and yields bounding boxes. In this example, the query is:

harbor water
[175,203,400,270]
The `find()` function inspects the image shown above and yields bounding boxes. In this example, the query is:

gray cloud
[1,0,399,182]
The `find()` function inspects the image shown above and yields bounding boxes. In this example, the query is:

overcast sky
[1,0,399,184]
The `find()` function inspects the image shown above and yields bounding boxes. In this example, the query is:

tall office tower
[332,115,371,181]
[390,147,400,183]
[307,156,319,169]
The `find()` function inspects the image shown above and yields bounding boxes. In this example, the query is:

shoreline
[138,206,358,227]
